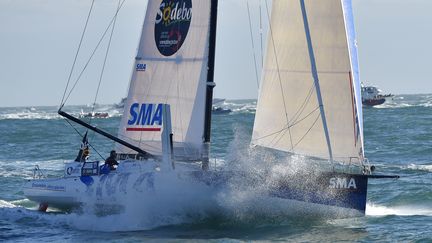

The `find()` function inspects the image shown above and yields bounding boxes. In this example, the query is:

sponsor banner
[154,0,192,56]
[127,103,163,131]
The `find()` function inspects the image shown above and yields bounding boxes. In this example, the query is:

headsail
[252,0,364,164]
[117,0,214,161]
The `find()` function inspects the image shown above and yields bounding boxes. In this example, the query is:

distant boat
[212,106,231,114]
[212,98,231,114]
[114,97,127,109]
[361,84,393,106]
[79,110,109,119]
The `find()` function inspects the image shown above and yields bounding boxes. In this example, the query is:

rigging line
[63,118,105,160]
[252,106,320,142]
[268,124,289,149]
[270,105,320,149]
[246,0,260,88]
[60,0,96,107]
[264,0,294,150]
[90,0,121,120]
[287,106,320,130]
[259,0,264,68]
[289,84,315,125]
[292,113,320,150]
[62,0,127,105]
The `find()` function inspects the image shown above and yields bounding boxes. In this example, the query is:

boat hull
[268,172,368,214]
[362,98,386,106]
[23,178,85,210]
[23,162,368,216]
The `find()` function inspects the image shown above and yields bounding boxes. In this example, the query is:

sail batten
[252,0,364,164]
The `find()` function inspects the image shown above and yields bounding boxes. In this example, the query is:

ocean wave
[376,103,432,109]
[0,160,68,179]
[223,100,257,114]
[374,102,414,109]
[406,164,432,172]
[0,112,61,120]
[0,106,123,120]
[373,94,432,109]
[366,203,432,216]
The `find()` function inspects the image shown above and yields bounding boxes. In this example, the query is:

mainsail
[252,0,364,164]
[117,0,214,161]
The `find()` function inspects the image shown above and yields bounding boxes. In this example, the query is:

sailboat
[24,0,219,212]
[23,0,397,217]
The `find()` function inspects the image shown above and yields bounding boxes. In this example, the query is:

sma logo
[329,177,357,189]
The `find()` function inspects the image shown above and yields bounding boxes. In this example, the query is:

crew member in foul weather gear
[105,150,119,170]
[75,131,89,162]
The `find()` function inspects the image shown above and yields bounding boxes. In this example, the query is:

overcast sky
[1,0,431,107]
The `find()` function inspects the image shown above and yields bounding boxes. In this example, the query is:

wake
[366,203,432,217]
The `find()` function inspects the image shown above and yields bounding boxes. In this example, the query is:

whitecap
[406,164,432,172]
[366,203,432,216]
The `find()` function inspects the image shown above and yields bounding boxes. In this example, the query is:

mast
[202,0,218,169]
[300,0,333,162]
[204,0,218,143]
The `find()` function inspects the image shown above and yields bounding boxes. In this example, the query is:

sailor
[75,132,89,162]
[105,150,119,170]
[82,148,90,161]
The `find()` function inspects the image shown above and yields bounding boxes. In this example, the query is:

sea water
[1,95,431,242]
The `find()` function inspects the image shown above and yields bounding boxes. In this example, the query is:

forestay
[252,0,364,164]
[117,0,212,161]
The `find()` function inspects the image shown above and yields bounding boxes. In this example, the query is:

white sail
[116,0,212,160]
[252,0,364,164]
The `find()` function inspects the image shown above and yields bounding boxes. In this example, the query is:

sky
[0,0,431,107]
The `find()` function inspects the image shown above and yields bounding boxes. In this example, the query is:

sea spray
[66,165,219,231]
[38,125,338,230]
[215,126,354,220]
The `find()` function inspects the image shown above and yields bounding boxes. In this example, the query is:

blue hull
[25,161,368,216]
[269,172,368,213]
[192,171,368,214]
